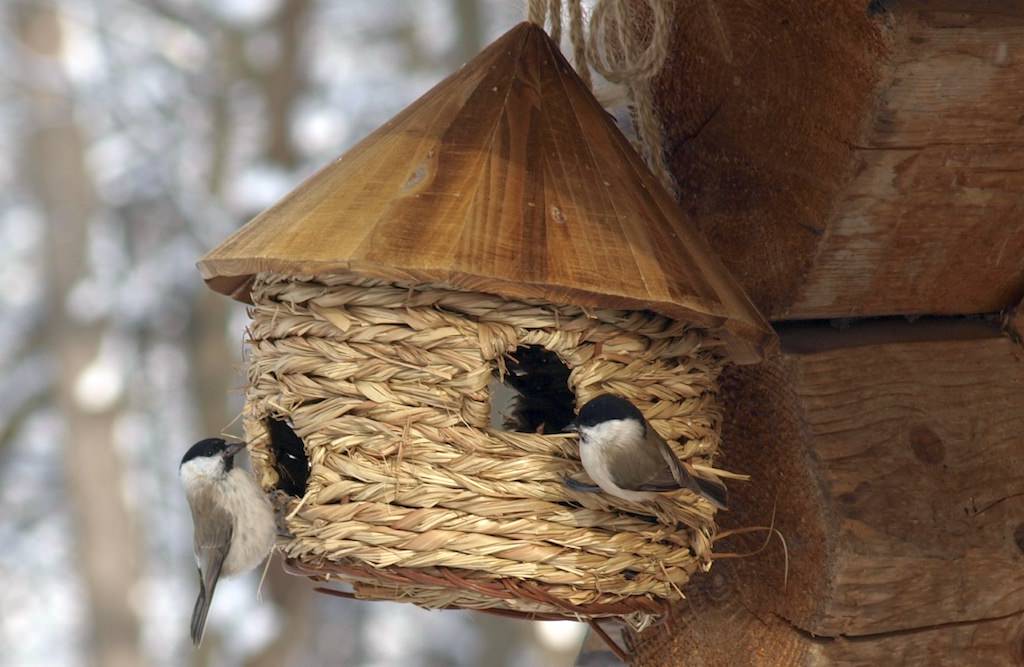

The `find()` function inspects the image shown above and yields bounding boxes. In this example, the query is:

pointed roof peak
[199,21,773,362]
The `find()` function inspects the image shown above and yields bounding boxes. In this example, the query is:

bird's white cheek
[179,457,224,495]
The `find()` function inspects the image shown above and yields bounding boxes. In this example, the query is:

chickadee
[179,438,277,646]
[564,394,728,509]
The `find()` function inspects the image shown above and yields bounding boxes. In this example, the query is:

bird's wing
[647,436,729,508]
[189,493,233,646]
[626,452,687,491]
[685,463,729,510]
[636,431,730,509]
[606,430,677,491]
[655,434,691,487]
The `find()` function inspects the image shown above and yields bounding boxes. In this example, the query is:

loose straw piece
[256,550,276,602]
[712,501,790,589]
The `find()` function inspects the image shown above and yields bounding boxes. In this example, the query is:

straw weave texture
[243,272,728,620]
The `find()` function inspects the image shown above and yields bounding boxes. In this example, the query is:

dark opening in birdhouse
[490,345,575,434]
[266,418,309,496]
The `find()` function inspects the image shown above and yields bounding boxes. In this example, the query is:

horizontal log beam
[630,559,1024,666]
[633,322,1024,665]
[655,1,1024,319]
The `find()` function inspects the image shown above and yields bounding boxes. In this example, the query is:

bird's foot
[563,476,601,493]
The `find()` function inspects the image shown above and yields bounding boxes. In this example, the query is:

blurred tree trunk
[17,4,143,667]
[264,0,312,167]
[451,0,484,66]
[192,290,234,440]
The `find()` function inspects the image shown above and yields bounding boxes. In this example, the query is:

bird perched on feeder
[564,394,728,509]
[179,438,277,646]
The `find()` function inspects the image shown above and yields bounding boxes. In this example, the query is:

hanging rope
[526,0,678,197]
[567,0,592,90]
[586,1,671,84]
[528,0,563,47]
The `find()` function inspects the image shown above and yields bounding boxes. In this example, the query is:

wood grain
[633,326,1024,664]
[652,0,885,316]
[632,560,1024,667]
[198,22,773,361]
[791,335,1024,636]
[791,1,1024,318]
[1004,298,1024,344]
[655,0,1024,319]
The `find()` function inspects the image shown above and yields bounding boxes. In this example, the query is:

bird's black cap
[576,394,646,428]
[181,437,241,470]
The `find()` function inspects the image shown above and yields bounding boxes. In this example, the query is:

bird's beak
[565,421,578,434]
[223,441,246,459]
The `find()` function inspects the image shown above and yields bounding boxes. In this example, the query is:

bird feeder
[198,22,773,623]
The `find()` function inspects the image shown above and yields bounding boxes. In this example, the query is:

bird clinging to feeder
[179,438,277,645]
[197,22,773,625]
[567,393,729,508]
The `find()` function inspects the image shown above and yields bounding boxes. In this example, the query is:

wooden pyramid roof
[198,22,773,362]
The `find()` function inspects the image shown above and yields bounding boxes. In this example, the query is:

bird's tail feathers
[190,578,216,646]
[684,464,728,510]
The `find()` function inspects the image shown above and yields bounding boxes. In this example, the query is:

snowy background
[0,1,589,665]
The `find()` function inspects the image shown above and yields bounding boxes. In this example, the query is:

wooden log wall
[632,322,1024,666]
[623,1,1024,664]
[655,0,1024,319]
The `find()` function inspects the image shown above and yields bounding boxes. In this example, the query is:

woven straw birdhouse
[198,22,772,623]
